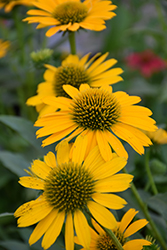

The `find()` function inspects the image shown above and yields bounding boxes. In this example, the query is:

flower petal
[74,210,91,250]
[29,209,58,245]
[42,211,65,249]
[65,213,74,250]
[87,201,117,229]
[124,219,148,238]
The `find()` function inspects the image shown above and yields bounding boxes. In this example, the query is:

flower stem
[145,149,158,195]
[85,209,124,250]
[123,167,167,250]
[103,228,124,250]
[13,7,25,64]
[68,31,76,54]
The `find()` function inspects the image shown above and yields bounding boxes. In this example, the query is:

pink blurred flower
[125,50,166,77]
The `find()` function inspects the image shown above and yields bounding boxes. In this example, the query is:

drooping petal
[42,211,65,249]
[74,210,91,250]
[92,193,127,210]
[65,213,74,250]
[29,209,58,245]
[124,219,148,238]
[123,239,151,250]
[87,201,117,229]
[119,208,138,233]
[72,134,88,165]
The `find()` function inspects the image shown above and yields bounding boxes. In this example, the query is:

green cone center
[71,88,121,131]
[53,1,88,25]
[97,229,126,250]
[54,64,91,97]
[44,162,95,213]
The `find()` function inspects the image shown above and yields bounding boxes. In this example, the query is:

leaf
[0,241,31,250]
[0,151,29,176]
[147,192,167,221]
[0,115,43,153]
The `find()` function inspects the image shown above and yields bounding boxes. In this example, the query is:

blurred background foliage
[0,0,167,249]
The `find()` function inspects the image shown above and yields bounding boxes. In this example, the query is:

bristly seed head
[96,228,126,250]
[53,1,88,25]
[54,64,91,97]
[71,88,121,131]
[44,162,95,213]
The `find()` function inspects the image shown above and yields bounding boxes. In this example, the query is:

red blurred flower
[125,50,166,77]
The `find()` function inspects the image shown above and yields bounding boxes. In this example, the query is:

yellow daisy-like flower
[23,0,117,36]
[27,52,123,116]
[75,209,151,250]
[0,0,33,12]
[0,39,10,58]
[146,128,167,145]
[35,84,157,161]
[14,140,133,250]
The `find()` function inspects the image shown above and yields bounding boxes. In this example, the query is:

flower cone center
[54,64,91,97]
[97,230,125,250]
[71,88,121,131]
[53,1,88,25]
[44,162,95,213]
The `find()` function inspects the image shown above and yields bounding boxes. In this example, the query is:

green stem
[85,209,123,250]
[155,0,167,32]
[145,150,158,195]
[68,31,76,54]
[103,228,124,250]
[12,7,25,64]
[123,167,167,250]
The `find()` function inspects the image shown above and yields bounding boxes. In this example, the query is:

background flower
[125,50,166,78]
[27,52,123,116]
[23,0,117,36]
[0,0,33,12]
[0,39,10,58]
[75,208,151,250]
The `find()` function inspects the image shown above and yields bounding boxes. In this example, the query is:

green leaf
[147,192,167,221]
[0,241,31,250]
[0,115,43,153]
[0,151,29,176]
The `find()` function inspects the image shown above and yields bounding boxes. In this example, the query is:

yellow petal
[74,210,91,250]
[87,201,117,229]
[95,174,133,192]
[19,176,44,190]
[72,134,88,165]
[92,193,127,210]
[123,239,151,250]
[65,213,74,250]
[42,211,65,249]
[119,208,138,233]
[84,146,105,173]
[44,151,57,168]
[31,159,51,179]
[57,140,70,165]
[96,130,112,161]
[17,199,53,227]
[124,219,148,238]
[104,130,128,159]
[29,209,58,245]
[63,85,80,99]
[92,156,127,180]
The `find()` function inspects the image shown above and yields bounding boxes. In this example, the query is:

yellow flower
[75,209,151,250]
[35,84,157,161]
[0,0,33,12]
[146,128,167,145]
[14,140,133,250]
[27,52,123,116]
[0,39,10,58]
[23,0,117,36]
